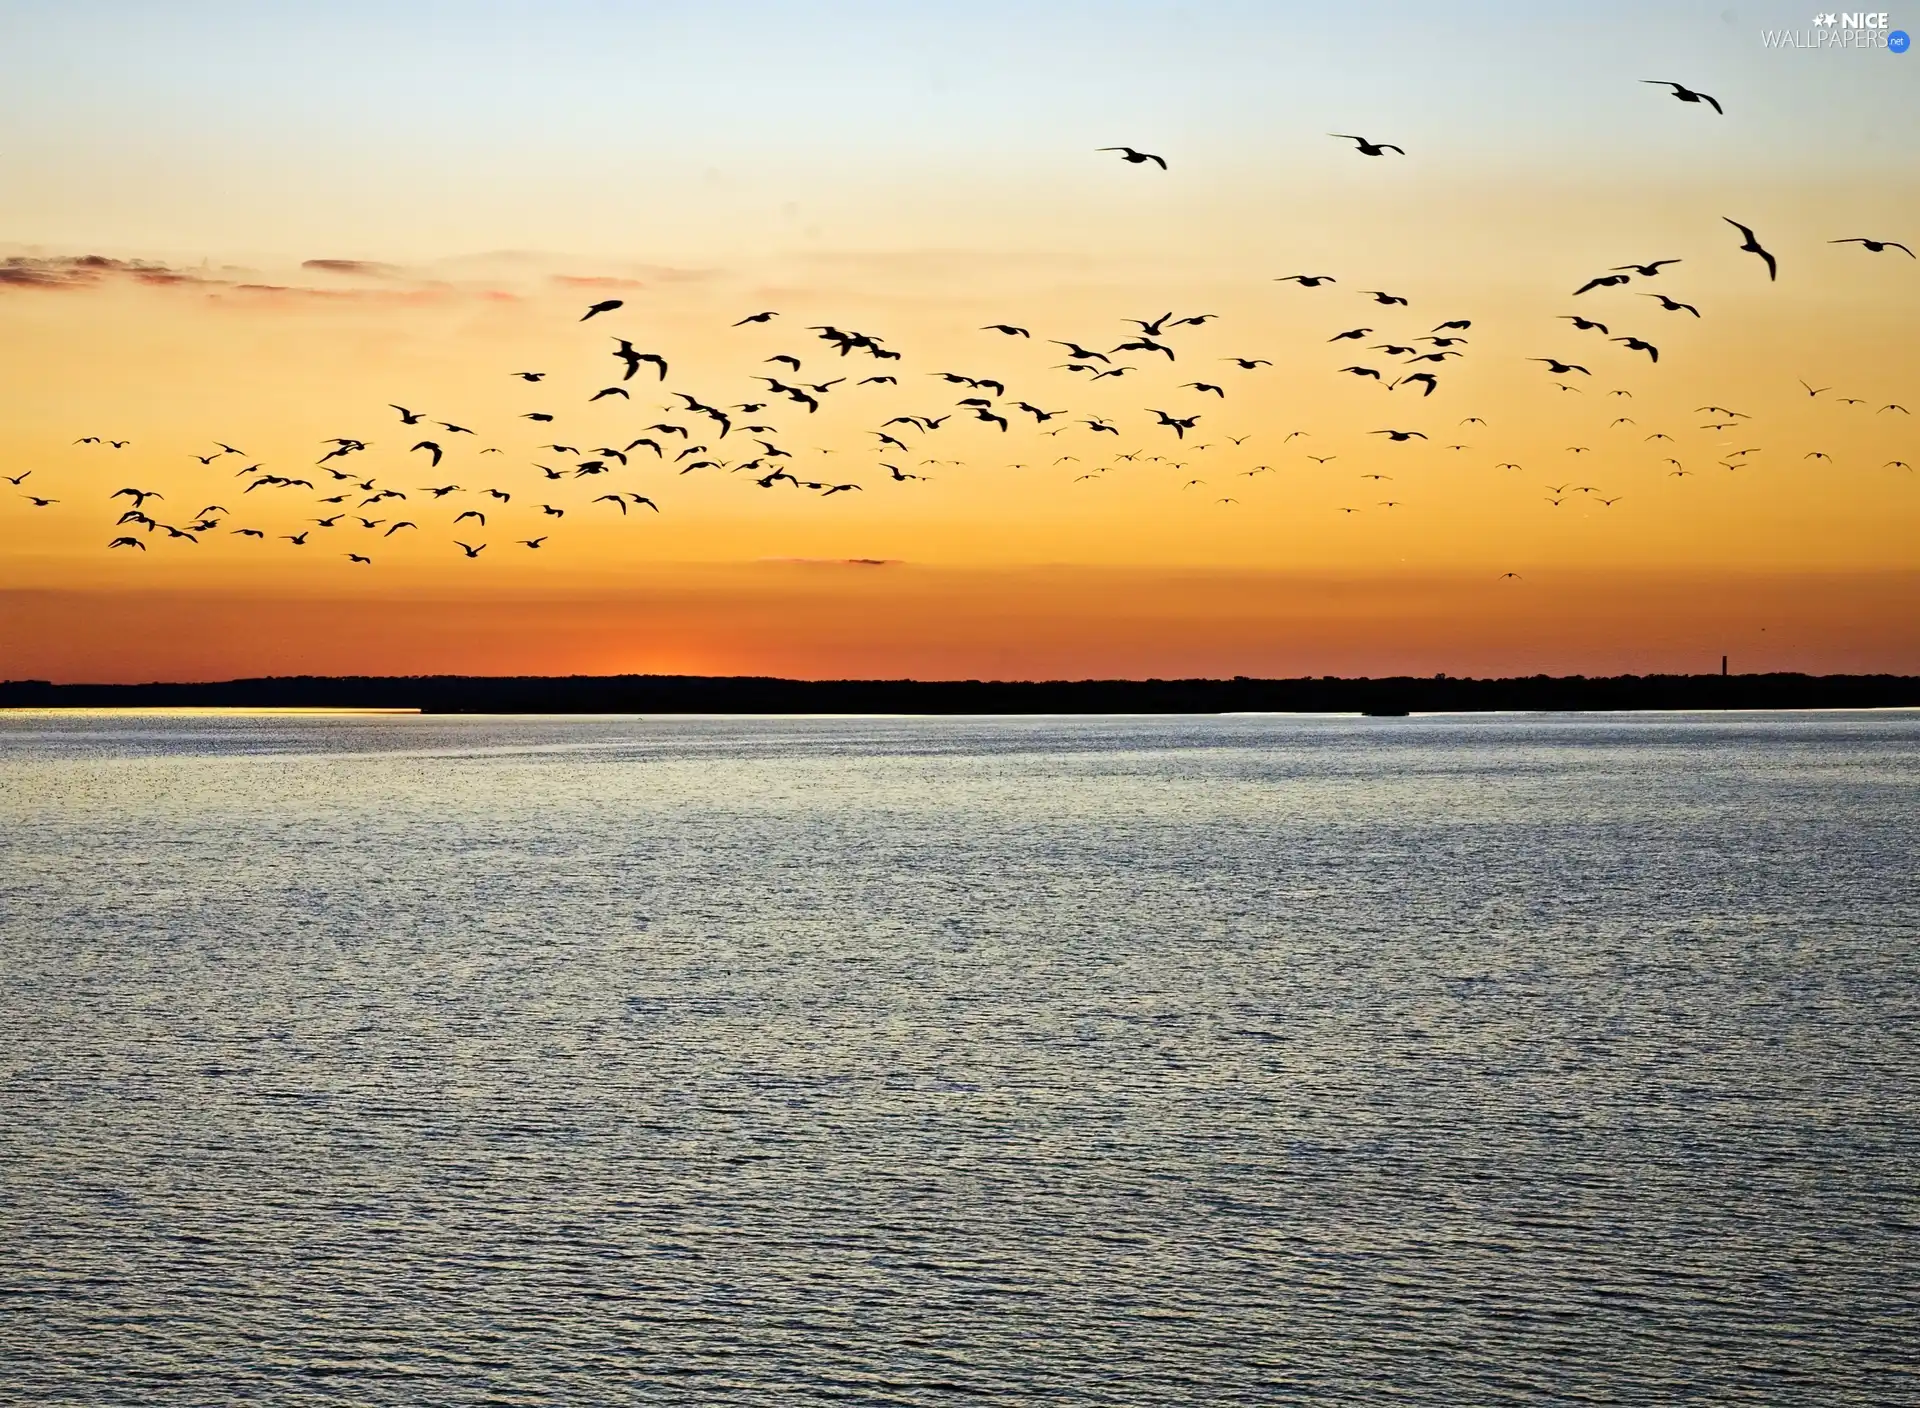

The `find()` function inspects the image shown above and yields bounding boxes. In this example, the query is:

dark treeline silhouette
[2,673,1915,714]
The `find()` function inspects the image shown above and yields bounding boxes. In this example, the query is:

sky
[1,0,1916,681]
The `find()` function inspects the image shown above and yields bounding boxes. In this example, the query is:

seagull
[107,536,146,550]
[1642,80,1722,114]
[581,299,623,321]
[389,405,424,423]
[1530,358,1591,375]
[733,311,778,325]
[982,324,1030,337]
[412,441,443,467]
[1096,146,1167,169]
[1371,429,1427,442]
[1724,218,1778,280]
[1363,290,1409,306]
[613,340,668,381]
[455,541,485,557]
[1573,274,1631,295]
[1612,337,1659,362]
[1051,340,1110,363]
[511,371,546,382]
[1829,237,1915,258]
[1222,358,1272,369]
[1614,260,1683,277]
[1643,293,1701,316]
[1330,134,1404,156]
[1560,316,1610,333]
[1275,275,1336,287]
[346,553,372,564]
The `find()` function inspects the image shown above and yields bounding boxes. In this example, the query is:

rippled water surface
[3,711,1917,1404]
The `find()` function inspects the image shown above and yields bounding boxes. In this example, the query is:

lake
[2,711,1916,1404]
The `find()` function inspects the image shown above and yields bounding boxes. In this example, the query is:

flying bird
[1642,80,1722,114]
[1724,218,1778,280]
[1275,275,1336,287]
[1330,134,1404,156]
[1573,274,1631,295]
[1829,237,1915,257]
[733,311,778,325]
[1643,293,1701,316]
[1097,146,1167,169]
[581,299,623,321]
[982,324,1030,337]
[412,441,443,467]
[613,340,668,381]
[1612,337,1659,362]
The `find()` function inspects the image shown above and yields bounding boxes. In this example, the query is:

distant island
[2,673,1916,714]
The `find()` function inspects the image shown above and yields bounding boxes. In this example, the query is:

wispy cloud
[300,258,401,277]
[0,254,224,290]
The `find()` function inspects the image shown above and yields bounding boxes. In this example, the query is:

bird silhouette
[1097,146,1167,169]
[1642,80,1722,113]
[1643,293,1701,316]
[1330,134,1404,155]
[1830,237,1914,257]
[1275,275,1336,287]
[581,299,623,321]
[1724,218,1778,280]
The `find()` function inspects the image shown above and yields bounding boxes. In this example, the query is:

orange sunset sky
[2,1,1916,681]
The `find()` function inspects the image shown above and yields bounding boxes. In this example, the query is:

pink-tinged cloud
[0,254,223,290]
[301,258,401,276]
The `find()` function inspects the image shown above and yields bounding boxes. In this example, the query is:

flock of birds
[11,86,1915,571]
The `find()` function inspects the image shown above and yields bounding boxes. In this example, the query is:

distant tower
[1721,655,1728,677]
